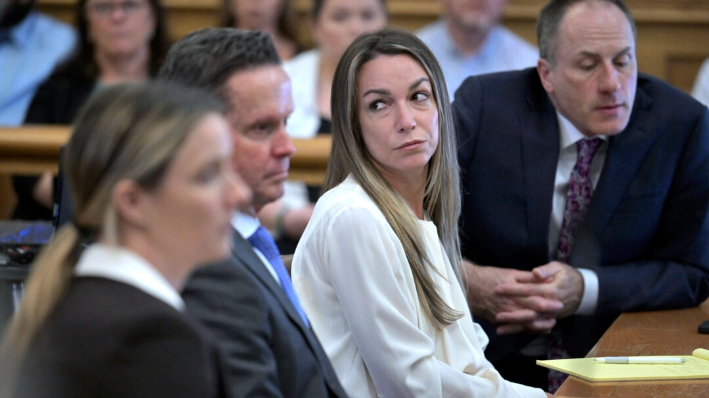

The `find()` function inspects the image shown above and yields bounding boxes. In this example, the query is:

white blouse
[292,176,546,398]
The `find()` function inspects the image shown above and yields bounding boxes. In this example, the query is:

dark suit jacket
[13,277,228,398]
[182,230,348,398]
[453,68,709,361]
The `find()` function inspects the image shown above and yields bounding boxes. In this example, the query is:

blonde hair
[325,29,462,329]
[1,83,223,368]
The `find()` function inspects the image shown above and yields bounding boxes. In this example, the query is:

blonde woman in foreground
[292,29,551,398]
[1,82,250,398]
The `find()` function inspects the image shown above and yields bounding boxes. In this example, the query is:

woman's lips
[397,139,425,150]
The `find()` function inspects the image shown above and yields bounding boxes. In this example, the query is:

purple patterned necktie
[549,137,603,393]
[556,137,603,263]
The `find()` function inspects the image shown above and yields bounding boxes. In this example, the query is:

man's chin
[255,190,285,208]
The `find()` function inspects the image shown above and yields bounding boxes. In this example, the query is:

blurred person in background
[0,82,250,398]
[270,0,387,254]
[417,0,538,100]
[220,0,301,61]
[12,0,170,221]
[0,0,75,126]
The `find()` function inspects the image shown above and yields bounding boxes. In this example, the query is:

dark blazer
[453,68,709,361]
[12,70,95,221]
[182,230,348,398]
[13,277,228,398]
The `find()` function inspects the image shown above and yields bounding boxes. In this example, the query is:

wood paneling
[0,126,331,219]
[36,0,709,92]
[9,1,709,218]
[0,175,17,220]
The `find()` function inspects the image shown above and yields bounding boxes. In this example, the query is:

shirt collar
[74,244,185,311]
[5,11,37,48]
[556,111,608,151]
[231,210,260,239]
[436,20,458,58]
[473,25,501,61]
[440,20,499,61]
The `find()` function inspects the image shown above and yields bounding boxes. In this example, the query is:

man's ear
[111,179,147,229]
[537,58,555,94]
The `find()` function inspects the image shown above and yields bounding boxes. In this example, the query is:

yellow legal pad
[536,348,709,382]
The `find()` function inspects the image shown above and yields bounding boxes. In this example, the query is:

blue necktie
[248,226,309,327]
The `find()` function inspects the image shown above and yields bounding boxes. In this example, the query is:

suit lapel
[586,87,658,238]
[569,86,659,267]
[231,232,345,396]
[230,231,308,329]
[522,79,560,256]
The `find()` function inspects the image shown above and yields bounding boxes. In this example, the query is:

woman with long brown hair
[292,29,549,398]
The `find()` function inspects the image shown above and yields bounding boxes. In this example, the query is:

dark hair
[311,0,387,20]
[326,28,461,329]
[62,0,170,79]
[158,28,281,107]
[537,0,636,66]
[220,0,299,48]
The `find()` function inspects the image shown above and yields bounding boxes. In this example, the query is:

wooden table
[555,299,709,397]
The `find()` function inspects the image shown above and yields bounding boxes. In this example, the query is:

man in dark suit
[453,0,709,390]
[158,28,348,398]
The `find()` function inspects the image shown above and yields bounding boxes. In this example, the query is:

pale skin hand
[463,260,563,335]
[494,261,585,334]
[33,171,54,209]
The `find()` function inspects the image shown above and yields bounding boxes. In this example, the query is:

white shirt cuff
[575,268,599,315]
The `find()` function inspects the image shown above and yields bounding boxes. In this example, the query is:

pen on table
[594,357,686,364]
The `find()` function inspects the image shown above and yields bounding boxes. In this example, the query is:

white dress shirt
[283,49,321,140]
[279,50,321,213]
[231,211,281,286]
[292,176,546,398]
[74,244,184,311]
[692,58,709,107]
[550,113,607,316]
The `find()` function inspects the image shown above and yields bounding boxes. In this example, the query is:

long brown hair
[326,28,462,329]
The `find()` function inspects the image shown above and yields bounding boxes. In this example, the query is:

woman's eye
[198,164,219,183]
[361,10,376,21]
[332,11,348,23]
[412,92,429,101]
[369,101,385,111]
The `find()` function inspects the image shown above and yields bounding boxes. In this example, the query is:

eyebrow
[362,77,430,98]
[577,46,633,59]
